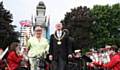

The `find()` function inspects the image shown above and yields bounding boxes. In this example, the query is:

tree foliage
[0,2,19,50]
[90,3,120,48]
[62,3,120,51]
[61,6,95,50]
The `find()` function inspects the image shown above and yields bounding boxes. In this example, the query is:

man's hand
[68,54,72,58]
[49,55,53,61]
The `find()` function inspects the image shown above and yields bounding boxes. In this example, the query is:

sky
[1,0,120,34]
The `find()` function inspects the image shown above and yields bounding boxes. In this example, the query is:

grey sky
[1,0,120,34]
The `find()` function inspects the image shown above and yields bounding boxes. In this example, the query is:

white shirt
[57,30,62,38]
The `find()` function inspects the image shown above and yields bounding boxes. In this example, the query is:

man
[102,45,120,70]
[49,23,72,70]
[27,25,49,70]
[93,45,120,70]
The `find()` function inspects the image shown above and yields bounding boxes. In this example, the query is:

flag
[20,20,31,27]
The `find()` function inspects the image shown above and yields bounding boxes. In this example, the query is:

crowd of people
[86,44,120,70]
[0,23,120,70]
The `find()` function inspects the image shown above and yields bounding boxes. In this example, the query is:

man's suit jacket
[49,31,72,60]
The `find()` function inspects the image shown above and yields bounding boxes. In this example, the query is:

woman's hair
[33,25,43,31]
[9,42,19,51]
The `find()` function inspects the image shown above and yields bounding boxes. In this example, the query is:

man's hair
[33,25,43,31]
[111,45,118,52]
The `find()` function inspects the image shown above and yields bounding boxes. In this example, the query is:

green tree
[0,2,19,50]
[90,3,120,48]
[61,6,95,51]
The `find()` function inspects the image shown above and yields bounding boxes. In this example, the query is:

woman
[27,25,49,70]
[7,40,23,70]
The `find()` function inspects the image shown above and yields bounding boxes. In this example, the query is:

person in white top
[27,25,49,70]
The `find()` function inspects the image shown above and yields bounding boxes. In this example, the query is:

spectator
[7,40,23,70]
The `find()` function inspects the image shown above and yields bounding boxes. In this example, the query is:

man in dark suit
[49,23,72,70]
